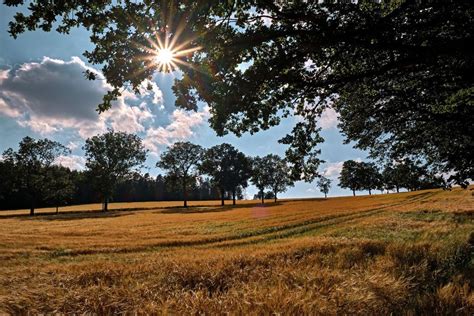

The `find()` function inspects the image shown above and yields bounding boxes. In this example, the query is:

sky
[0,5,370,199]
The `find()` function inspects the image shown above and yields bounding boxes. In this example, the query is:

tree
[200,143,251,206]
[250,156,272,204]
[317,176,331,199]
[5,1,472,185]
[359,162,381,195]
[338,160,362,196]
[157,141,203,208]
[265,155,294,202]
[84,130,147,211]
[2,137,69,215]
[44,165,75,214]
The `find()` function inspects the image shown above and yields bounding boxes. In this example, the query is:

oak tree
[84,130,147,211]
[157,141,203,208]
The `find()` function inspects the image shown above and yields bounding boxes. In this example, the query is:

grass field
[1,188,473,314]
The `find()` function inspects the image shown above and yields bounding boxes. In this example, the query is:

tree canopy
[157,141,203,207]
[84,130,147,211]
[264,154,293,202]
[200,143,251,206]
[5,0,473,184]
[2,136,69,215]
[317,176,331,199]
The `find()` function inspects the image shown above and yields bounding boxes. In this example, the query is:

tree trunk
[274,191,277,203]
[352,189,355,196]
[183,180,188,208]
[396,186,399,193]
[221,188,225,206]
[103,197,108,212]
[232,189,236,205]
[369,188,372,195]
[325,193,327,199]
[56,205,59,214]
[261,189,264,204]
[29,197,35,216]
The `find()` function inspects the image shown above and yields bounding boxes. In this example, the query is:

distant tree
[2,137,69,215]
[84,130,147,211]
[227,153,252,205]
[265,154,294,202]
[381,165,396,193]
[200,143,251,206]
[44,165,75,214]
[0,159,16,203]
[251,156,272,204]
[157,141,203,208]
[359,162,381,195]
[338,160,362,196]
[317,176,332,199]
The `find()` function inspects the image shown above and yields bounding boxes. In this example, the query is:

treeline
[338,160,445,196]
[0,132,295,215]
[1,131,447,215]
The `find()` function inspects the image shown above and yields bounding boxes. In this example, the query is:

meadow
[0,188,473,314]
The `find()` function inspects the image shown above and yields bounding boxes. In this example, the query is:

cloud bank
[0,57,209,155]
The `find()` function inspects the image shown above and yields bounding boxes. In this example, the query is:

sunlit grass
[0,187,473,314]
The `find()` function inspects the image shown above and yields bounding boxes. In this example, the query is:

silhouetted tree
[265,155,294,202]
[200,143,251,206]
[157,141,203,207]
[2,137,69,215]
[338,160,361,196]
[84,130,147,211]
[251,156,272,204]
[359,162,381,195]
[317,176,331,199]
[44,165,75,214]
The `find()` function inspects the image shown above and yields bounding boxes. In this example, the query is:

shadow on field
[14,210,136,221]
[0,201,285,220]
[158,202,283,214]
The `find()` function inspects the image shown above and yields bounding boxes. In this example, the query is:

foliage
[157,141,203,207]
[200,143,251,205]
[250,156,271,203]
[358,162,382,195]
[1,136,69,215]
[338,160,362,196]
[44,165,76,213]
[317,176,331,198]
[5,1,472,185]
[264,154,294,202]
[84,130,147,211]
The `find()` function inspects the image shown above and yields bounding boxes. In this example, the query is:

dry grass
[0,187,473,314]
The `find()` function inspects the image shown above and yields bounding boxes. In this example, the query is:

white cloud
[318,107,339,130]
[0,57,158,138]
[144,107,210,155]
[323,161,344,178]
[66,141,80,150]
[54,155,86,170]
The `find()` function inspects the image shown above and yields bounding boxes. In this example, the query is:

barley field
[0,188,473,314]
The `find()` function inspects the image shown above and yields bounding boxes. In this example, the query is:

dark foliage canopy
[84,130,147,209]
[5,0,473,184]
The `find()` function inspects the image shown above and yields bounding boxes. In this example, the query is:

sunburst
[139,26,202,74]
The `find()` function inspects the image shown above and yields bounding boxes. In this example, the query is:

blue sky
[0,5,370,198]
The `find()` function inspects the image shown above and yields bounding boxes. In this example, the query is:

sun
[137,23,202,73]
[155,48,174,66]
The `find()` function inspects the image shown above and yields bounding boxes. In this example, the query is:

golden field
[0,188,473,314]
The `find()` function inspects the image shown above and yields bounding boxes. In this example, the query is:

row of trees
[338,160,445,196]
[158,142,294,207]
[0,131,296,215]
